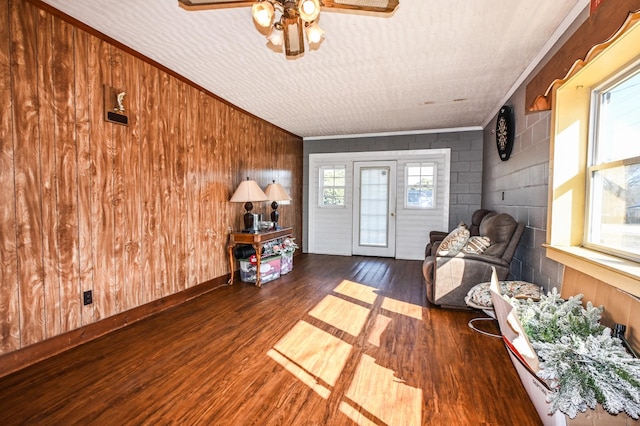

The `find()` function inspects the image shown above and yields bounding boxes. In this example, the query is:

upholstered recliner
[423,212,525,308]
[425,209,493,257]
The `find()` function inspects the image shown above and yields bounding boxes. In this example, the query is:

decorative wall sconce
[103,84,129,126]
[264,180,291,229]
[230,177,268,232]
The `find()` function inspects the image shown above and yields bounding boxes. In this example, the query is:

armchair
[425,209,493,257]
[423,213,525,308]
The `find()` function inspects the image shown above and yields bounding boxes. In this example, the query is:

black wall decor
[495,105,515,161]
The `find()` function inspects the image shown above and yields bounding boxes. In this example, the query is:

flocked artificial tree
[510,289,640,419]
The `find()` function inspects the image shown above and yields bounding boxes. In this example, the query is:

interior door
[352,161,396,257]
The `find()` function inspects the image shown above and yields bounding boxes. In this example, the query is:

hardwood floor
[0,254,541,425]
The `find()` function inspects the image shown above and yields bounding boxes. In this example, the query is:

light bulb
[301,0,316,15]
[306,22,324,44]
[299,0,320,22]
[252,2,274,27]
[268,28,283,46]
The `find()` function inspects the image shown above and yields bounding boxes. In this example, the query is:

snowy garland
[510,289,640,419]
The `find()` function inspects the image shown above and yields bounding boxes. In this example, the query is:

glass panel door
[352,161,396,257]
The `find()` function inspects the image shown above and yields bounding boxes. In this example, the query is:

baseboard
[0,274,230,379]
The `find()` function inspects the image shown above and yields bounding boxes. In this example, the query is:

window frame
[318,165,347,208]
[584,62,640,263]
[403,162,437,210]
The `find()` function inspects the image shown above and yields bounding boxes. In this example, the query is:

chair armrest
[430,255,511,307]
[429,230,449,243]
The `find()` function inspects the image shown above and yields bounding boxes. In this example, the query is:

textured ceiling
[42,0,588,138]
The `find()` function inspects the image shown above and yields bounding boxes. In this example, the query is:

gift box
[239,255,281,284]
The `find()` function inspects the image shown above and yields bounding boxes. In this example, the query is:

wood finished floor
[0,254,541,425]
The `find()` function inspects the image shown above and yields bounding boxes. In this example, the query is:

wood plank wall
[0,0,303,357]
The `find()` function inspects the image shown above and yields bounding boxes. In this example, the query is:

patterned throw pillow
[461,236,491,254]
[437,223,470,256]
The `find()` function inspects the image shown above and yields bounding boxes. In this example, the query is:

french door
[352,161,396,257]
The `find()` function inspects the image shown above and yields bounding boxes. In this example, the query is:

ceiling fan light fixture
[252,1,275,27]
[299,0,320,22]
[177,0,400,60]
[305,21,324,44]
[268,26,284,46]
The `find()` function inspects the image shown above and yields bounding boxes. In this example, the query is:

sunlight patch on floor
[333,280,378,305]
[273,320,352,387]
[367,314,392,347]
[381,297,423,320]
[309,294,371,337]
[266,349,331,399]
[344,354,422,426]
[268,278,425,425]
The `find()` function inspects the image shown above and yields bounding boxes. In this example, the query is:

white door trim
[352,161,397,257]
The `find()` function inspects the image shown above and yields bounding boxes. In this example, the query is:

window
[587,65,640,261]
[405,163,435,208]
[319,165,346,207]
[547,18,640,296]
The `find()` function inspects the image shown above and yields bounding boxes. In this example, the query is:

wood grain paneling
[12,0,46,347]
[73,29,96,326]
[185,86,198,288]
[111,47,127,314]
[89,37,114,321]
[0,0,20,353]
[53,16,81,333]
[0,0,303,362]
[119,49,143,309]
[36,8,61,338]
[140,60,160,302]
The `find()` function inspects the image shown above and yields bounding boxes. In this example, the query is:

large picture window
[319,165,346,207]
[587,65,640,261]
[548,16,640,296]
[405,163,435,208]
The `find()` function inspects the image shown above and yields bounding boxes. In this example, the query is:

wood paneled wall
[0,0,303,357]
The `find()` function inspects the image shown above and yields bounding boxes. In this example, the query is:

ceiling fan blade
[321,0,399,14]
[178,0,255,11]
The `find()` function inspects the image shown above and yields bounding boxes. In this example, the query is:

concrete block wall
[482,85,563,291]
[302,130,483,253]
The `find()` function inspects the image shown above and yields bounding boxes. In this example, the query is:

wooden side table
[227,227,293,287]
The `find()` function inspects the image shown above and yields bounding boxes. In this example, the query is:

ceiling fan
[178,0,400,59]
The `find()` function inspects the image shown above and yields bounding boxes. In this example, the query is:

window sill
[545,245,640,298]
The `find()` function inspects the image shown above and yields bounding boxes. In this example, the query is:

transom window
[587,64,640,261]
[405,163,435,208]
[319,165,346,207]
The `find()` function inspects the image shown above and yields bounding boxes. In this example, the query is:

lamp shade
[264,181,291,202]
[299,0,320,22]
[230,179,268,203]
[305,22,324,44]
[252,1,274,27]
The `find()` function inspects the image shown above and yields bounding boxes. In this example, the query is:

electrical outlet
[83,290,93,305]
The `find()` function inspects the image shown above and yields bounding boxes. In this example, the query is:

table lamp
[230,177,268,232]
[264,180,291,229]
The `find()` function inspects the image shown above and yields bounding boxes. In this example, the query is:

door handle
[390,212,395,217]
